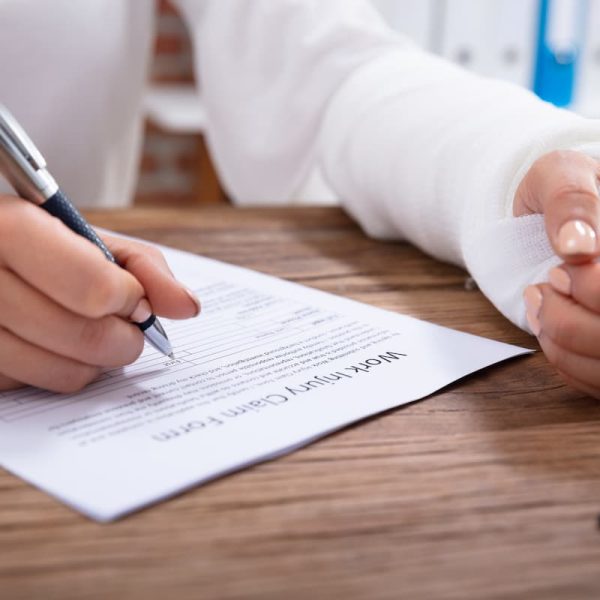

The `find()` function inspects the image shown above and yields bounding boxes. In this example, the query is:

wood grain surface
[1,207,600,600]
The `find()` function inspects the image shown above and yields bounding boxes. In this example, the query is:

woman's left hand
[525,263,600,398]
[514,149,600,398]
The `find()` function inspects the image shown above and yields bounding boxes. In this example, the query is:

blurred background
[137,0,599,207]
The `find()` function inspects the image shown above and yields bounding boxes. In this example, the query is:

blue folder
[533,0,588,107]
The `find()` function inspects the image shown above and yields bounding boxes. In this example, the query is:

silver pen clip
[0,105,58,205]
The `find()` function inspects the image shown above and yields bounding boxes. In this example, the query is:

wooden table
[2,207,600,600]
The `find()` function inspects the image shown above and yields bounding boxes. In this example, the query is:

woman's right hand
[0,196,199,393]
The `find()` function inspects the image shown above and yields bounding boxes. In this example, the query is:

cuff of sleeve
[464,214,558,333]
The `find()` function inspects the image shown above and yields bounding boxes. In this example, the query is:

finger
[0,267,144,367]
[515,151,600,263]
[0,373,24,391]
[0,327,101,393]
[534,283,600,359]
[538,330,600,391]
[549,262,600,314]
[0,198,144,318]
[557,370,600,401]
[104,235,200,319]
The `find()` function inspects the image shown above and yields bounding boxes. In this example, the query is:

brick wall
[135,0,222,207]
[152,0,194,84]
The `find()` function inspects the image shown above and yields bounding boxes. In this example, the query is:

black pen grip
[41,190,116,263]
[40,190,169,352]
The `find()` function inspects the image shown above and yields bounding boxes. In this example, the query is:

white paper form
[0,243,530,521]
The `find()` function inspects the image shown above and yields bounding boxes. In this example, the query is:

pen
[0,105,174,358]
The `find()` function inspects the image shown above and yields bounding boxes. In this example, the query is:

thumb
[514,150,600,264]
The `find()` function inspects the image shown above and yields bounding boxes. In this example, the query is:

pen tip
[168,353,176,360]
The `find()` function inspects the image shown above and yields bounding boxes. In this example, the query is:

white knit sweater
[1,0,599,332]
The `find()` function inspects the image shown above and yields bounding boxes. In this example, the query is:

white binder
[439,0,538,88]
[370,0,435,50]
[574,0,600,117]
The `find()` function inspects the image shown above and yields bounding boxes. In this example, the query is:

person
[0,1,599,397]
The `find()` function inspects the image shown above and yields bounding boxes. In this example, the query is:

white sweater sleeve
[175,0,600,332]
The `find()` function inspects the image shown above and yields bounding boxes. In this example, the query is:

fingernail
[131,298,152,323]
[557,220,597,255]
[184,287,201,317]
[548,267,572,296]
[523,286,543,336]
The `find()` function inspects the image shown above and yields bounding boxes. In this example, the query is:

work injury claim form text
[0,241,529,520]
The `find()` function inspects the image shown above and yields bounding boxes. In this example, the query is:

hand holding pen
[0,106,200,393]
